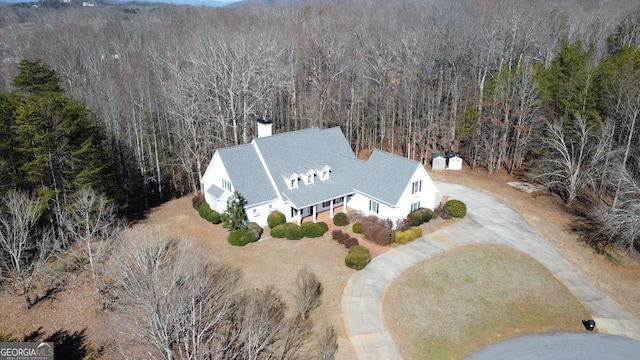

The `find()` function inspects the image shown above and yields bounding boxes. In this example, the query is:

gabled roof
[253,127,357,208]
[217,143,279,206]
[214,126,430,209]
[355,150,421,206]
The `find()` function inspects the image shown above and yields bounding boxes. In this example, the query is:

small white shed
[447,153,463,170]
[431,153,446,170]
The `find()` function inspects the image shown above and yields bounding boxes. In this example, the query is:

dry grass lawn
[384,244,591,360]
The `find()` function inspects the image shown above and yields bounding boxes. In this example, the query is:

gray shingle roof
[253,127,357,208]
[217,127,424,209]
[217,143,279,206]
[355,150,420,205]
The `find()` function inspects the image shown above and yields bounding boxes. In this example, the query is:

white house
[201,118,439,228]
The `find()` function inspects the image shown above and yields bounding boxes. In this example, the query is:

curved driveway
[341,181,640,360]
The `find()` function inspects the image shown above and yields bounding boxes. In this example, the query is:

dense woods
[0,0,639,243]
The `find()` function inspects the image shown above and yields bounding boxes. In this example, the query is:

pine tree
[222,191,247,230]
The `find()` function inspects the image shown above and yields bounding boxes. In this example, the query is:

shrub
[333,212,350,226]
[361,216,394,246]
[394,217,413,231]
[407,207,434,226]
[246,222,264,240]
[345,245,371,270]
[352,222,363,233]
[271,224,286,238]
[284,223,304,240]
[344,237,359,248]
[444,199,467,218]
[337,232,350,244]
[267,210,286,229]
[198,202,221,224]
[394,226,423,244]
[317,222,329,233]
[192,195,204,209]
[347,210,365,223]
[228,228,257,246]
[332,229,343,240]
[301,222,326,238]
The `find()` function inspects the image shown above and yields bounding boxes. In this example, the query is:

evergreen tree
[222,191,247,230]
[9,59,118,206]
[539,39,601,132]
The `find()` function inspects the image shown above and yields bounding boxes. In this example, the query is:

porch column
[330,199,334,218]
[313,205,317,223]
[296,209,302,225]
[343,195,347,212]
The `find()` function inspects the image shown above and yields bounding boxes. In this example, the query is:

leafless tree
[0,189,57,309]
[316,323,338,360]
[56,188,119,289]
[293,266,323,320]
[534,116,609,204]
[110,226,242,360]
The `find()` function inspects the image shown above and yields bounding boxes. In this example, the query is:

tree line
[0,0,639,246]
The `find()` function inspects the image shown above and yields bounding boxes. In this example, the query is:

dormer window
[307,174,313,184]
[322,170,328,180]
[290,178,298,188]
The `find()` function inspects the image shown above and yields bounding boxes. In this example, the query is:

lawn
[384,243,592,360]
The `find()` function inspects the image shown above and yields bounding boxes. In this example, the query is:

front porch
[291,195,353,225]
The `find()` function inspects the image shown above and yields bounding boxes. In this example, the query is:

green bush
[317,222,329,233]
[267,210,286,229]
[228,228,257,246]
[246,222,264,240]
[198,202,221,224]
[271,224,286,238]
[333,212,350,226]
[284,223,304,240]
[352,222,363,233]
[394,226,424,245]
[301,222,326,238]
[407,207,434,226]
[444,199,467,218]
[345,245,371,270]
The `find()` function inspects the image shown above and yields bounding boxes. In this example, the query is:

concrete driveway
[341,181,640,360]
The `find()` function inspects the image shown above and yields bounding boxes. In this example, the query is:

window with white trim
[307,174,313,184]
[222,179,232,192]
[322,201,331,208]
[322,170,328,180]
[411,180,422,194]
[369,200,379,214]
[290,178,298,189]
[411,202,421,212]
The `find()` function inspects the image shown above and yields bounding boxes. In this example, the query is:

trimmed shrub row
[272,221,329,240]
[407,207,433,226]
[444,199,467,218]
[345,245,371,270]
[332,230,359,248]
[394,226,423,244]
[198,201,221,224]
